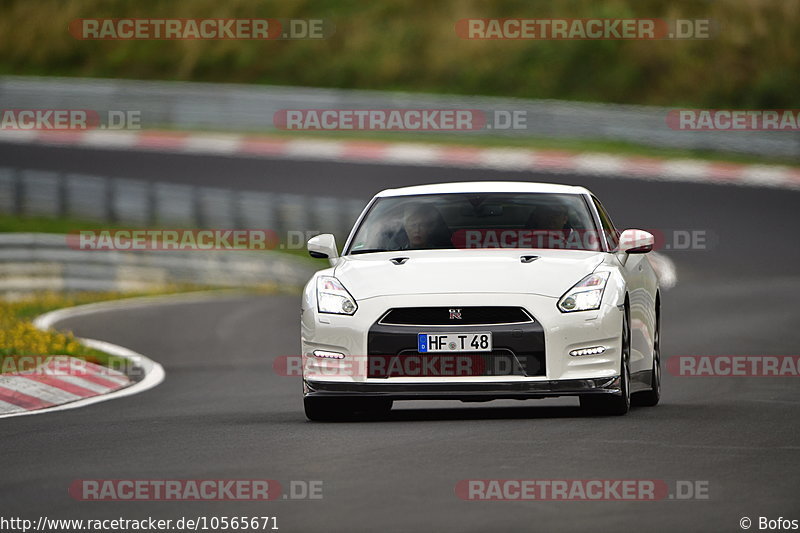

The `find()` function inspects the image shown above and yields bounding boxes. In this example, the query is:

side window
[592,197,620,251]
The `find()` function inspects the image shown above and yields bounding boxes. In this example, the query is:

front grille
[367,320,547,379]
[379,306,533,326]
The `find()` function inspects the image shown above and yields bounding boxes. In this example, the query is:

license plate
[417,332,492,353]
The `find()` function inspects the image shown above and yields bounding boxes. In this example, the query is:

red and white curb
[0,298,168,419]
[0,356,130,415]
[1,129,799,191]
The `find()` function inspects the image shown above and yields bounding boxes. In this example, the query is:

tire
[580,305,631,416]
[632,300,661,407]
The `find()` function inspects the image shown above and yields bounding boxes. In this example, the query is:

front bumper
[301,292,624,397]
[304,375,622,400]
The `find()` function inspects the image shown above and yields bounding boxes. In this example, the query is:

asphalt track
[3,141,800,532]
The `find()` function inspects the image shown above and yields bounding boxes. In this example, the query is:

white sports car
[300,182,661,420]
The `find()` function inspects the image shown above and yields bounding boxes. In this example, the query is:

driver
[527,204,569,230]
[402,203,451,249]
[526,204,573,249]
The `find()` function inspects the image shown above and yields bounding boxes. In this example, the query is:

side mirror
[618,229,654,254]
[307,234,339,265]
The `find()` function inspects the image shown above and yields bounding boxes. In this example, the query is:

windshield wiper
[349,248,392,255]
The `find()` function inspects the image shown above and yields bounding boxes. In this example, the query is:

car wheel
[632,303,661,407]
[580,305,631,416]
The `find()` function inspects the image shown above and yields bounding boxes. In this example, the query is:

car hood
[333,249,606,299]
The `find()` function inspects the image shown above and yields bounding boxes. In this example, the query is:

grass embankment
[1,292,133,373]
[0,0,797,108]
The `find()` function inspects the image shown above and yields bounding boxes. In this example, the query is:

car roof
[375,181,591,197]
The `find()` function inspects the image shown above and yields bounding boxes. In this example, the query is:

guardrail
[1,76,797,158]
[0,167,365,240]
[0,233,320,293]
[0,167,366,293]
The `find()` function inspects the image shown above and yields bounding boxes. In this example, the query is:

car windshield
[347,192,603,253]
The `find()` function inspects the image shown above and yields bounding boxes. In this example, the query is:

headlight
[316,276,358,315]
[557,272,610,313]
